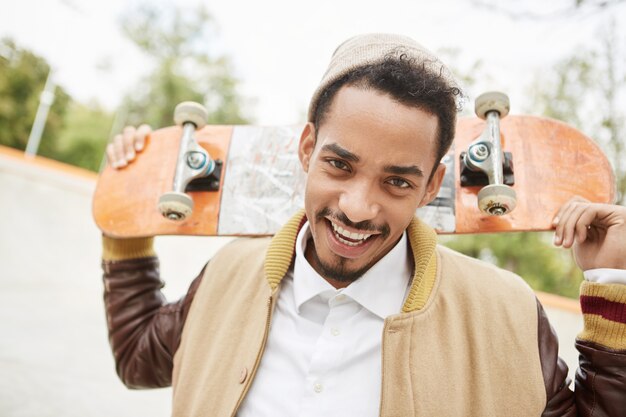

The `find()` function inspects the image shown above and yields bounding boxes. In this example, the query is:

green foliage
[439,48,587,298]
[0,38,112,171]
[527,20,626,203]
[0,38,70,157]
[120,4,250,128]
[441,233,583,298]
[443,19,626,299]
[0,5,251,172]
[529,53,595,128]
[55,102,113,172]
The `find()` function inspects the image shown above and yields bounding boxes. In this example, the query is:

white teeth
[337,235,360,246]
[330,221,373,245]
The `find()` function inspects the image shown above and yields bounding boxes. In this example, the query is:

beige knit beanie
[307,33,458,122]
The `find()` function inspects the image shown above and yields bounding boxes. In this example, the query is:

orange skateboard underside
[453,116,615,233]
[92,115,615,238]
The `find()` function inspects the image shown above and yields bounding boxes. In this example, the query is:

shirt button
[331,328,340,336]
[313,383,324,393]
[335,294,346,302]
[239,367,248,384]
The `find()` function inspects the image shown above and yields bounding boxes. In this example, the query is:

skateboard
[92,92,616,238]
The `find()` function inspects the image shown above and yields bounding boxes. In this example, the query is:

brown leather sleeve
[537,299,577,416]
[575,340,626,416]
[102,256,204,388]
[537,298,626,416]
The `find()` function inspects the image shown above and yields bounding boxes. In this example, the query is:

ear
[418,163,446,208]
[298,122,316,173]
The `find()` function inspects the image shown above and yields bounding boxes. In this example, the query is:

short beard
[309,244,371,283]
[308,207,391,283]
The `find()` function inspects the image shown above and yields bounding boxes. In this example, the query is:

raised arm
[101,126,204,387]
[553,199,626,416]
[102,236,205,388]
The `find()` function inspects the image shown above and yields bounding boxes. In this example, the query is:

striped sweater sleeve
[578,281,626,350]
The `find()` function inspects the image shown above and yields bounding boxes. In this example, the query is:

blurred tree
[0,38,70,157]
[529,53,595,128]
[445,20,626,298]
[120,4,250,127]
[471,0,625,19]
[527,20,625,203]
[438,48,586,298]
[441,233,582,298]
[55,101,113,172]
[598,22,626,203]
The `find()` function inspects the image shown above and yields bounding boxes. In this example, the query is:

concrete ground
[0,148,582,416]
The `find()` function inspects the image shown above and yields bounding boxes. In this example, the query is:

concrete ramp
[0,146,582,415]
[0,146,232,416]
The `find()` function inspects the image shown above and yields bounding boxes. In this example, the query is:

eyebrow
[321,142,424,177]
[321,143,360,162]
[384,164,424,177]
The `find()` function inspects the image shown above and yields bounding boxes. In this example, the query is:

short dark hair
[311,53,462,181]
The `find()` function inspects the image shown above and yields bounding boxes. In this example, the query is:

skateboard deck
[93,116,615,238]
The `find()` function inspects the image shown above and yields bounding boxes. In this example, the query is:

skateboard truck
[461,92,517,216]
[157,102,220,221]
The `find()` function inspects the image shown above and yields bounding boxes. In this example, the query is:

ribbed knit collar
[264,210,438,313]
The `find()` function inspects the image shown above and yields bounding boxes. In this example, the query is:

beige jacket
[171,213,547,416]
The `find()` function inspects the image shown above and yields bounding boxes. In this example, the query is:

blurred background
[1,0,625,415]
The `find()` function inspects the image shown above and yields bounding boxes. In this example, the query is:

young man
[103,34,626,416]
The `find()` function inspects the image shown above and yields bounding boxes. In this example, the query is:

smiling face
[298,85,446,288]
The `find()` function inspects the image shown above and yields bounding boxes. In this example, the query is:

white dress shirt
[584,268,626,284]
[237,222,411,417]
[236,222,625,416]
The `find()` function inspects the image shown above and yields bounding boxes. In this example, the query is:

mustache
[315,207,391,239]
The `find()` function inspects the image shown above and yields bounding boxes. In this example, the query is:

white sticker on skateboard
[415,152,456,233]
[218,127,456,234]
[218,126,306,234]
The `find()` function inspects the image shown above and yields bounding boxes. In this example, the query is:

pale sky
[2,0,625,125]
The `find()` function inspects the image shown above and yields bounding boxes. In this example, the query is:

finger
[552,196,589,226]
[573,203,622,248]
[560,203,587,248]
[582,203,625,230]
[573,203,609,244]
[122,126,136,161]
[113,134,127,168]
[106,143,118,168]
[574,213,592,245]
[554,201,579,246]
[135,124,151,152]
[586,223,599,244]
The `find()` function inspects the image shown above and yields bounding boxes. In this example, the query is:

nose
[337,180,381,223]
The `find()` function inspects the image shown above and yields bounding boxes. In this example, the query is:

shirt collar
[293,221,411,319]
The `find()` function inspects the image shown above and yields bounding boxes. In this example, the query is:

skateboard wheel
[477,184,516,216]
[158,191,194,221]
[174,102,208,129]
[475,92,510,120]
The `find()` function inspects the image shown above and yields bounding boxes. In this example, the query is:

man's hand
[106,124,152,169]
[553,198,626,271]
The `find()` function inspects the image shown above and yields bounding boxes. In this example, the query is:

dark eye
[328,159,350,171]
[387,178,411,189]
